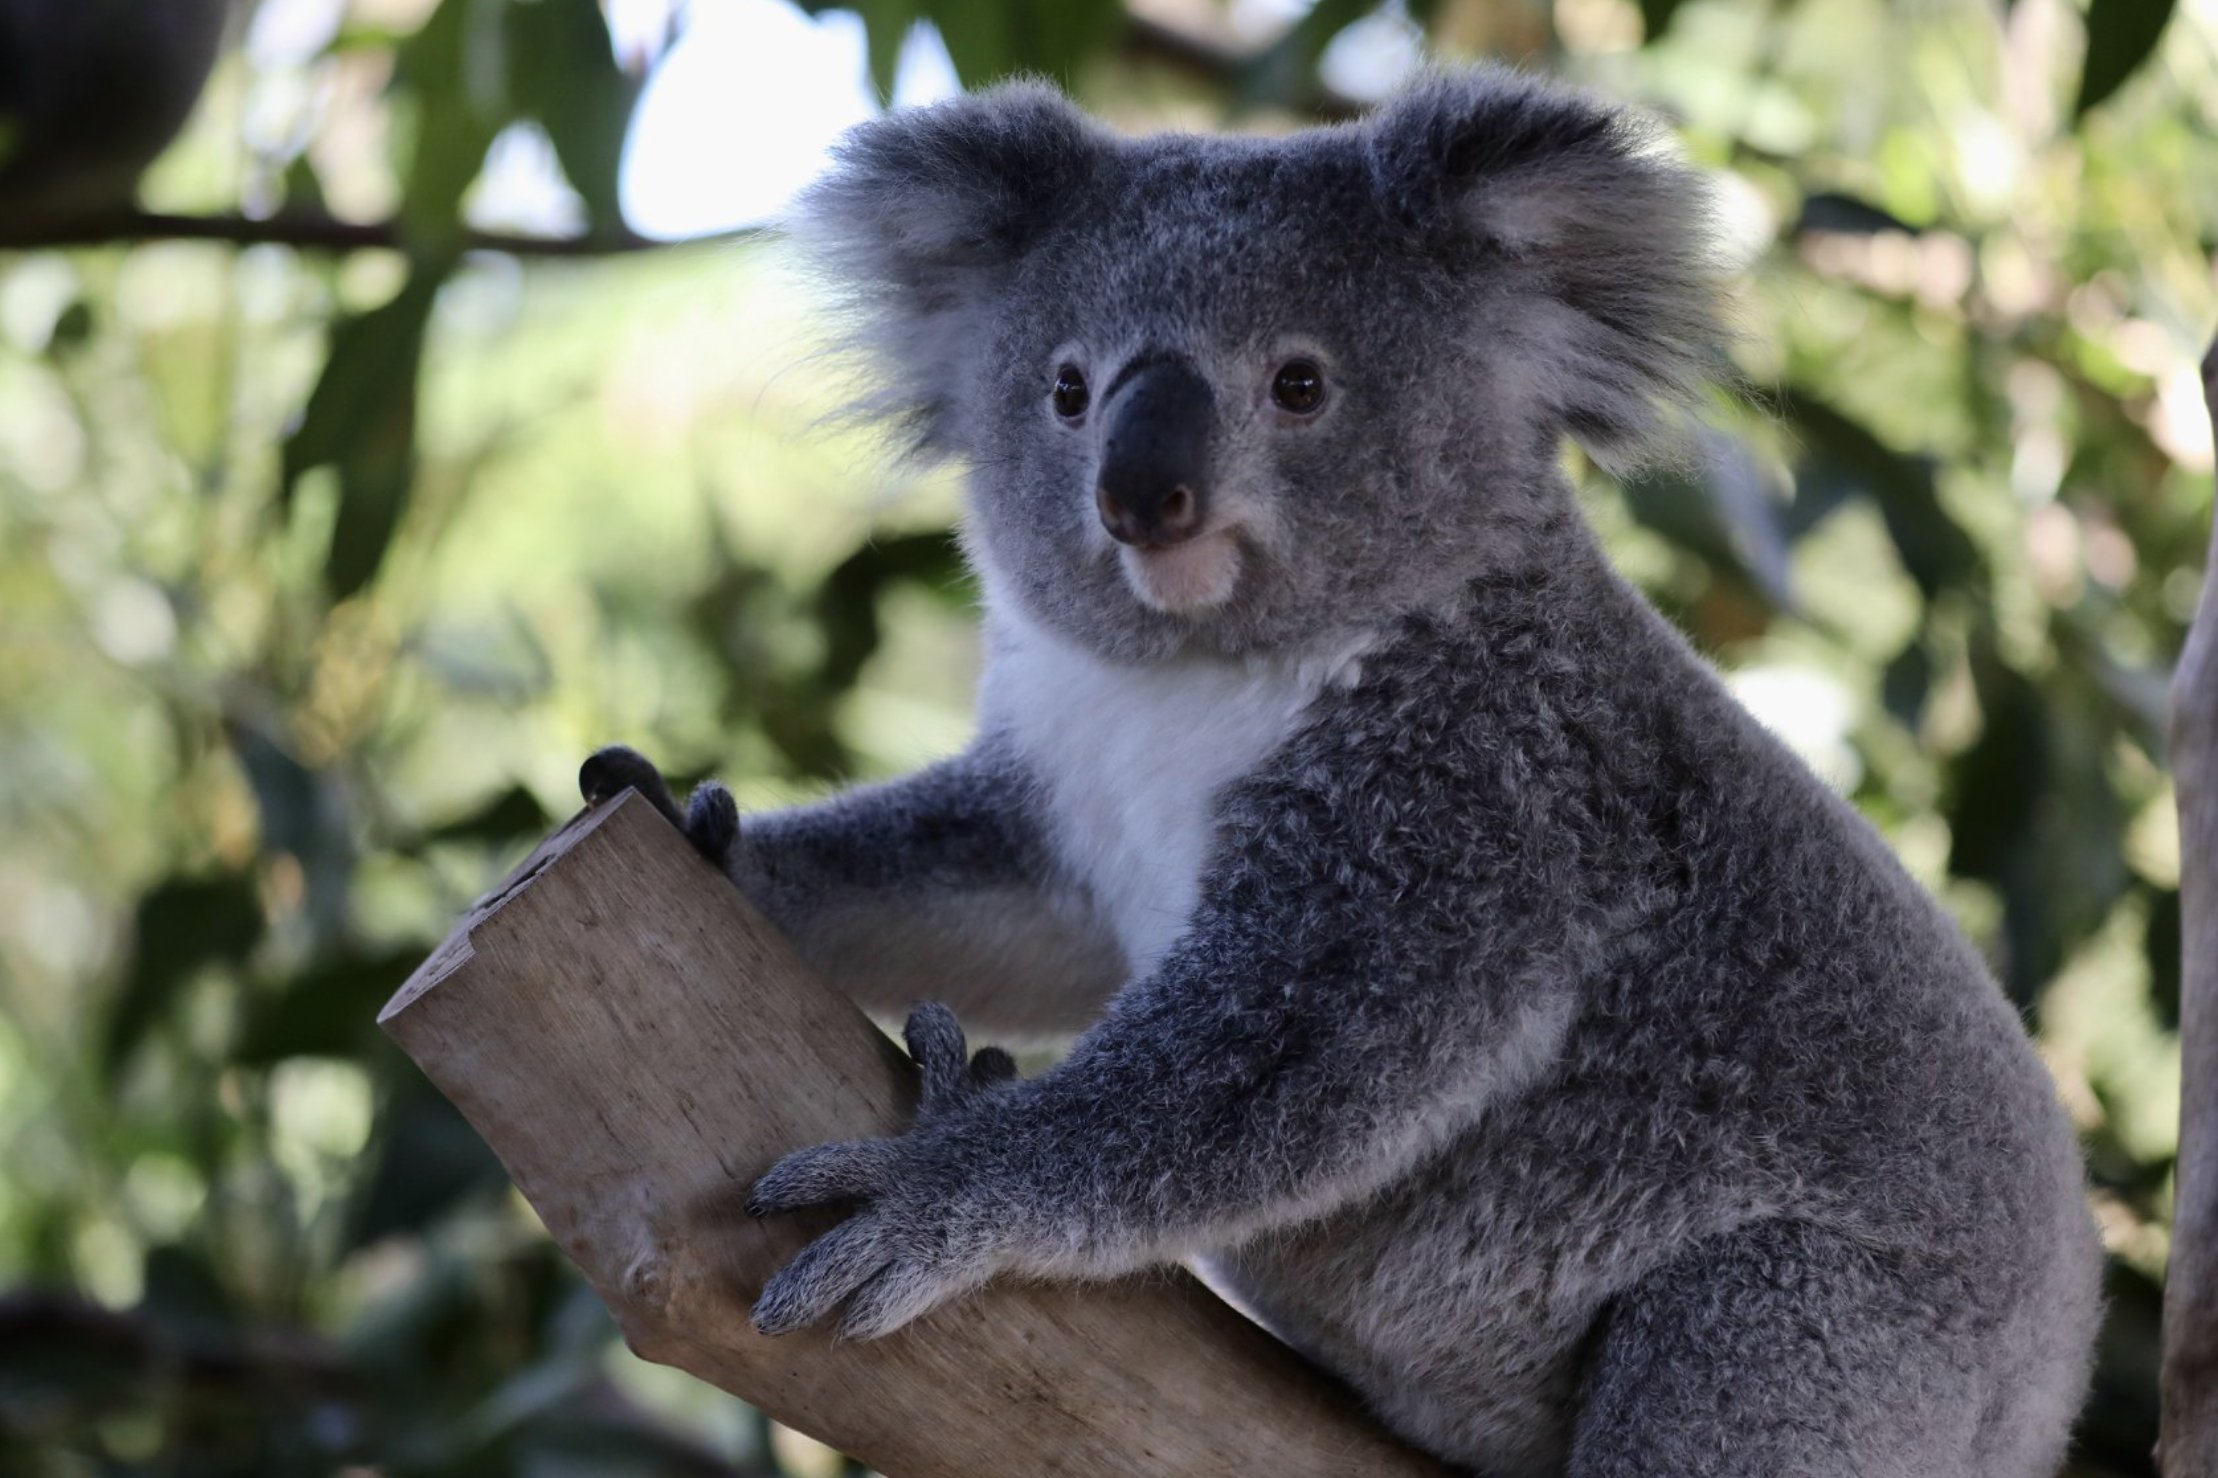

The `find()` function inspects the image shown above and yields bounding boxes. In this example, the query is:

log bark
[379,788,1450,1478]
[2163,338,2218,1476]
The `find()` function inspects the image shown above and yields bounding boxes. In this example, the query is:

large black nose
[1096,353,1214,548]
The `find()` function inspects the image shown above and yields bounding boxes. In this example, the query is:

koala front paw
[578,744,738,863]
[746,1003,1021,1339]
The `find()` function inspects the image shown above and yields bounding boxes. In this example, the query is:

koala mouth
[1120,528,1243,614]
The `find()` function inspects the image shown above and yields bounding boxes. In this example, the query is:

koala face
[795,72,1720,660]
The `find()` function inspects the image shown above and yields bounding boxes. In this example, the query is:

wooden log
[379,787,1450,1478]
[2163,338,2218,1477]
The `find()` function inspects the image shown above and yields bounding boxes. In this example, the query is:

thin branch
[2160,332,2218,1477]
[0,7,1356,260]
[0,207,763,257]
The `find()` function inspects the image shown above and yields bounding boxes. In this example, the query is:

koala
[581,67,2101,1477]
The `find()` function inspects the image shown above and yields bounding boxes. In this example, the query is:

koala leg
[1567,1220,1984,1478]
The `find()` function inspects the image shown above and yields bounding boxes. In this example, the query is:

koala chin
[1119,529,1244,614]
[633,65,2102,1478]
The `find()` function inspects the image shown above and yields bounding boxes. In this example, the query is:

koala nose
[1096,353,1214,548]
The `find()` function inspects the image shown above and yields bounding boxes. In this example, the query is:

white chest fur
[980,613,1370,978]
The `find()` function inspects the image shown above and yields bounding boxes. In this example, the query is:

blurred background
[0,0,2211,1472]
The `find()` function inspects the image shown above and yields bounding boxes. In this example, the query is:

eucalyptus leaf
[2075,0,2176,118]
[506,0,639,229]
[106,873,265,1075]
[281,266,446,600]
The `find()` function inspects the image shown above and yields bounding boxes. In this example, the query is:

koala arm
[746,744,1599,1337]
[728,735,1125,1036]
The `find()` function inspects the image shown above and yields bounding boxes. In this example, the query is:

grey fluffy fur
[659,67,2101,1476]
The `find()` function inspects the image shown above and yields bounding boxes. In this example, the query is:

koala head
[792,68,1723,661]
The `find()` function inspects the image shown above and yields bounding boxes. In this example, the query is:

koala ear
[789,82,1108,458]
[1365,69,1724,468]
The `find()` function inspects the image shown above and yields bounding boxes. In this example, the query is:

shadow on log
[380,788,1451,1478]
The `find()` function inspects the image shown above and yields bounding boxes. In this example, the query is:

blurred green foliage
[0,0,2212,1473]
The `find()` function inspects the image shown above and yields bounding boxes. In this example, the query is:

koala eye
[1270,359,1326,415]
[1051,365,1090,421]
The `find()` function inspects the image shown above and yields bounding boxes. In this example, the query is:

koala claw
[745,1138,897,1218]
[747,1003,1020,1338]
[905,1001,1017,1114]
[577,744,738,864]
[580,744,676,818]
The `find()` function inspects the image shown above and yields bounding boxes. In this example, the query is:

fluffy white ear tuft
[788,82,1109,459]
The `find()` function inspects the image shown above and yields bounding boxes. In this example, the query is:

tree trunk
[2162,338,2218,1476]
[379,788,1451,1478]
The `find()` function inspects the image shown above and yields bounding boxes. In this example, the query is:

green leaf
[106,873,265,1075]
[1793,190,1921,237]
[392,0,509,240]
[419,783,554,848]
[138,1243,235,1343]
[506,0,641,230]
[2075,0,2175,118]
[346,1083,507,1249]
[999,0,1127,86]
[861,0,923,102]
[1880,636,1932,730]
[1619,435,1796,611]
[282,266,446,601]
[280,151,329,218]
[926,0,1007,88]
[815,530,968,692]
[43,300,94,356]
[1246,0,1376,107]
[235,948,422,1065]
[2146,885,2181,1031]
[1638,0,1690,43]
[1946,655,2129,1007]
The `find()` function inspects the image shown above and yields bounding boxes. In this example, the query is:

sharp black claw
[579,744,685,830]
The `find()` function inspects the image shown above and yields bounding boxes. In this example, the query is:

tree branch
[0,207,761,257]
[2161,333,2218,1476]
